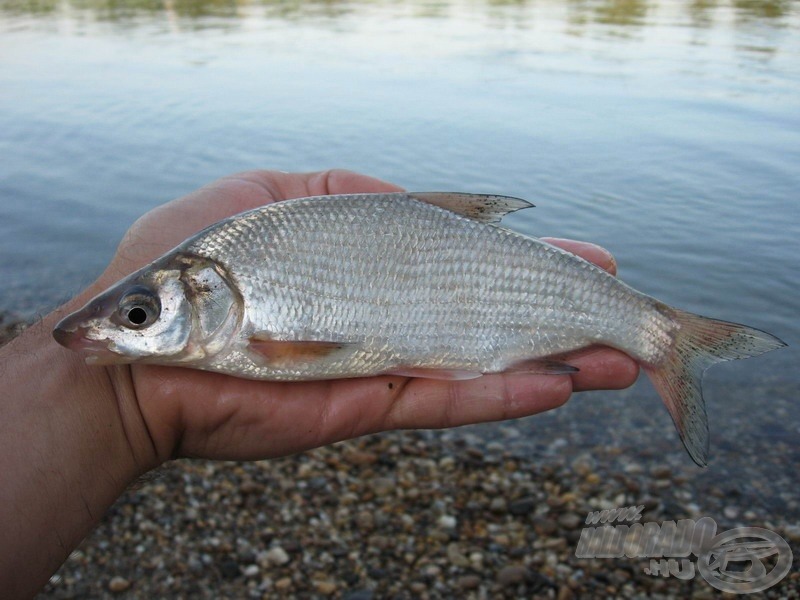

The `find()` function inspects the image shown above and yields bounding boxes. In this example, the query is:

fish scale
[53,191,786,466]
[186,195,650,375]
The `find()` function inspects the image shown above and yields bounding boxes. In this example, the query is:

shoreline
[40,430,799,598]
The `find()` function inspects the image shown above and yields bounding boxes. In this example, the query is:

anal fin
[505,358,579,375]
[385,368,484,381]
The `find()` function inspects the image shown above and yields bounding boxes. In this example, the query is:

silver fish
[53,192,785,465]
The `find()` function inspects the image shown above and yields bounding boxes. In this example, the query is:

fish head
[53,254,241,366]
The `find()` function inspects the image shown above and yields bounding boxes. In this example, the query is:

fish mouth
[53,316,126,365]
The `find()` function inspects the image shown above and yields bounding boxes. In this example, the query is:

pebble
[557,584,574,600]
[457,574,481,589]
[469,551,484,567]
[437,514,457,529]
[557,513,583,530]
[508,496,537,515]
[497,565,530,586]
[342,591,374,600]
[369,477,395,496]
[108,576,131,593]
[344,449,379,465]
[446,542,470,567]
[356,510,375,531]
[274,577,292,591]
[243,564,259,578]
[265,546,290,566]
[650,465,672,479]
[33,418,798,599]
[533,516,558,536]
[314,580,337,594]
[221,560,242,580]
[489,497,507,513]
[783,524,800,543]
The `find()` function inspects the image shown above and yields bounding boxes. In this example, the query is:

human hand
[0,170,638,596]
[91,169,639,466]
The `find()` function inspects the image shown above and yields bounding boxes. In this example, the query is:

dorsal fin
[409,193,533,223]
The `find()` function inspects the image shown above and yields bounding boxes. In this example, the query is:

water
[1,3,798,432]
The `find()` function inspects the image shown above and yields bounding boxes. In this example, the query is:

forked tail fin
[643,308,786,467]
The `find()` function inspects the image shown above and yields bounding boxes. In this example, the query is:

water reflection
[0,0,795,28]
[593,0,650,26]
[688,0,718,27]
[734,0,791,19]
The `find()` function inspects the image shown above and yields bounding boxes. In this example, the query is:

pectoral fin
[409,193,533,223]
[247,334,353,366]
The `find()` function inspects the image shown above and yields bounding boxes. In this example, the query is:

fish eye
[116,286,160,329]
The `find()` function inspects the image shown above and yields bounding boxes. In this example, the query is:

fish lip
[53,314,123,362]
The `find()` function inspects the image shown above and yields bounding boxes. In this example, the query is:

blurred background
[1,0,798,596]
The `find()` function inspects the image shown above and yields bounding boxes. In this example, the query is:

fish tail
[643,307,786,467]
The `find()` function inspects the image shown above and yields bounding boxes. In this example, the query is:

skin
[0,169,638,597]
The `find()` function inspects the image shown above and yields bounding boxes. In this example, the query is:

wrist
[0,298,160,597]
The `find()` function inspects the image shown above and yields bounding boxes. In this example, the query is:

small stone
[240,480,262,494]
[447,542,470,567]
[469,551,484,567]
[783,524,800,543]
[557,584,574,600]
[533,516,558,536]
[356,510,375,531]
[439,456,456,469]
[108,577,131,593]
[493,533,510,546]
[650,465,672,479]
[342,591,374,600]
[275,577,292,591]
[266,546,290,566]
[497,565,530,586]
[723,506,739,520]
[243,564,260,578]
[314,580,337,595]
[438,515,457,529]
[490,497,508,513]
[344,449,378,465]
[509,496,537,516]
[558,513,583,530]
[457,574,481,590]
[369,477,395,496]
[218,558,241,579]
[422,564,441,577]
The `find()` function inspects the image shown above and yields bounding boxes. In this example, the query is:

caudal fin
[644,308,786,467]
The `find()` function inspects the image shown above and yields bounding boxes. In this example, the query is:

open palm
[97,170,638,463]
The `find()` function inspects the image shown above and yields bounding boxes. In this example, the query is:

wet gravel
[3,314,797,598]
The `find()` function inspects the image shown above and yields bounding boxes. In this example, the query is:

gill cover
[53,254,241,364]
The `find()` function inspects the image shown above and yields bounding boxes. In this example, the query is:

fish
[53,192,786,466]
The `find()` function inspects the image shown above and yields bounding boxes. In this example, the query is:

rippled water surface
[1,1,798,449]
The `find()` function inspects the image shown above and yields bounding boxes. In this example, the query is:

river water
[1,0,798,464]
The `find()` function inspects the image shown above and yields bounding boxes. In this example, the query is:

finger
[230,169,404,202]
[303,169,405,197]
[541,237,617,275]
[564,347,639,391]
[379,374,573,431]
